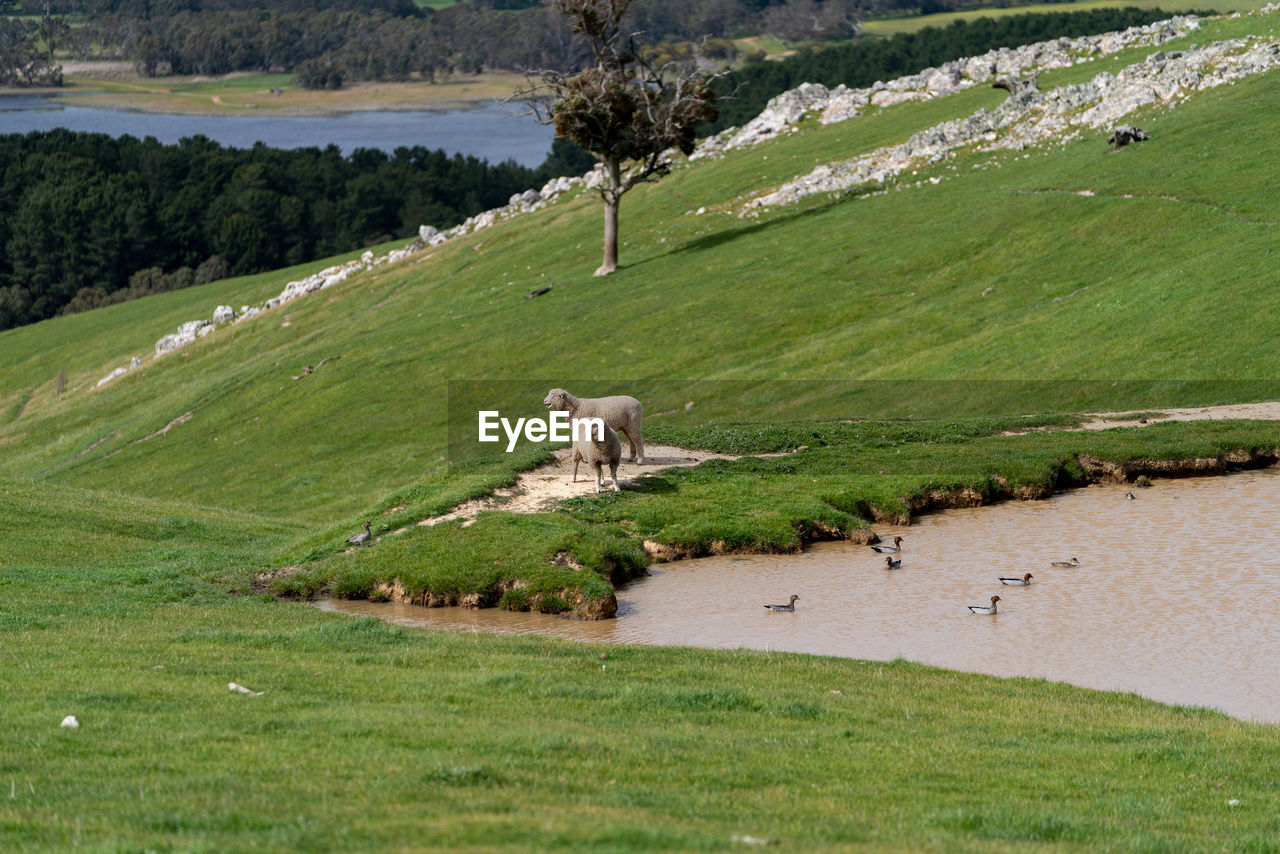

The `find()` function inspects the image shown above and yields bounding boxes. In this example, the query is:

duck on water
[968,595,1001,615]
[870,536,903,554]
[999,573,1033,586]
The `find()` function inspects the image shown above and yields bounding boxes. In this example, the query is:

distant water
[0,94,555,166]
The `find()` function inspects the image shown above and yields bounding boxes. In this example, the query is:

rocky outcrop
[692,16,1202,159]
[744,24,1280,212]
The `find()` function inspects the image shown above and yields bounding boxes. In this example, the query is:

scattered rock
[1107,125,1150,148]
[60,715,79,728]
[229,682,264,696]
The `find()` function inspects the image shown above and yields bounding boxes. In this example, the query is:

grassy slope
[3,14,1277,524]
[3,11,1280,849]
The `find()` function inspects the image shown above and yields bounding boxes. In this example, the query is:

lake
[0,94,555,166]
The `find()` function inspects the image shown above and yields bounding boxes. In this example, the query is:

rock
[1107,125,1149,148]
[96,367,127,387]
[60,715,79,728]
[726,82,831,149]
[129,356,142,368]
[418,225,438,242]
[993,75,1038,97]
[211,305,235,324]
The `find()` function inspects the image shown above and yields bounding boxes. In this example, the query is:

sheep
[543,388,644,464]
[571,420,622,493]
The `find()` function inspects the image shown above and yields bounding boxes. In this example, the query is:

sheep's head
[544,388,569,411]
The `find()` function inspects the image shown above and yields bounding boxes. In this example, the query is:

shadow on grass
[621,201,838,271]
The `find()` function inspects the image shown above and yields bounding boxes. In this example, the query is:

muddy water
[319,469,1280,723]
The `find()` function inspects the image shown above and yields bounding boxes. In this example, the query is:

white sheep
[543,388,644,464]
[571,420,622,493]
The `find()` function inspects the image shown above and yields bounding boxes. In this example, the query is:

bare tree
[515,0,718,276]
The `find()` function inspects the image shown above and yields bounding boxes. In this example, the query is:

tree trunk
[595,158,622,276]
[596,197,619,276]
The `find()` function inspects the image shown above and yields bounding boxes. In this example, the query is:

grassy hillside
[3,12,1278,524]
[3,10,1280,849]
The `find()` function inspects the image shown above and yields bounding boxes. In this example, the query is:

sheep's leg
[593,461,604,494]
[572,453,580,483]
[609,461,620,492]
[619,428,636,463]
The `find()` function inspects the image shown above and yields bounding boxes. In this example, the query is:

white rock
[211,305,235,324]
[418,225,438,242]
[96,367,127,387]
[229,682,264,697]
[60,715,79,728]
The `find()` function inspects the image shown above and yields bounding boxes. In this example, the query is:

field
[3,8,1280,850]
[32,69,531,115]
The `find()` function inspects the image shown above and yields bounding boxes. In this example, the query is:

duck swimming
[884,556,902,569]
[870,536,903,554]
[764,595,800,612]
[999,573,1033,586]
[1049,557,1080,567]
[968,595,1001,615]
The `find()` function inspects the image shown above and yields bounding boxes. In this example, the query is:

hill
[2,8,1280,850]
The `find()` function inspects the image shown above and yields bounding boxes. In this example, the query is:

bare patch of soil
[1003,401,1280,436]
[416,444,740,529]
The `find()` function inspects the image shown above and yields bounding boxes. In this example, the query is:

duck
[1049,556,1080,567]
[884,556,902,569]
[1125,491,1137,500]
[346,521,372,546]
[968,595,1001,615]
[764,595,799,612]
[999,573,1033,586]
[870,536,903,554]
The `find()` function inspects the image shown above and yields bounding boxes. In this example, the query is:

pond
[319,468,1280,723]
[0,94,554,166]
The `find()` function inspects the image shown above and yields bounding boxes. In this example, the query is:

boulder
[212,305,235,324]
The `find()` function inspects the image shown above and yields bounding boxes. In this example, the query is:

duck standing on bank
[968,595,1001,615]
[347,521,372,546]
[870,536,903,554]
[999,573,1034,586]
[764,595,800,612]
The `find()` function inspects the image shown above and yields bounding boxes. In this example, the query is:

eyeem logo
[478,411,605,452]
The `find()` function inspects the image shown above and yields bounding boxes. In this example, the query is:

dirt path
[414,444,740,530]
[1002,400,1280,435]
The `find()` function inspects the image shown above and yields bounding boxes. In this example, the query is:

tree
[516,0,717,276]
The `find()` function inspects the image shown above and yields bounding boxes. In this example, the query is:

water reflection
[319,469,1280,723]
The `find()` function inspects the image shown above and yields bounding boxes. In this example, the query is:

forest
[0,133,592,331]
[2,0,1117,88]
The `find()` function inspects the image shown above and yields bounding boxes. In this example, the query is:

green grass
[4,11,1280,848]
[5,480,1280,851]
[4,486,1280,851]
